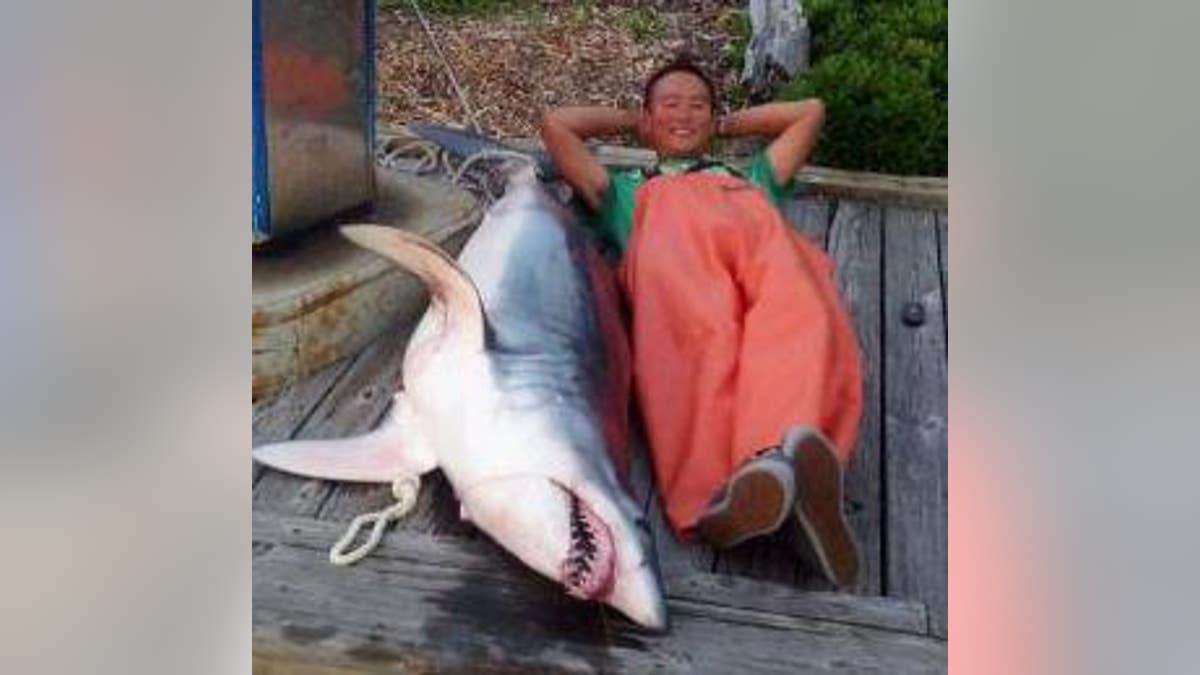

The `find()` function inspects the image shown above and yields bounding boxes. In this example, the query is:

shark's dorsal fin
[341,224,487,350]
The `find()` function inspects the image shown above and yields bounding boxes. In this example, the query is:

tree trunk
[741,0,810,101]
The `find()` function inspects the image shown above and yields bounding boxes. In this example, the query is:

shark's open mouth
[562,494,616,600]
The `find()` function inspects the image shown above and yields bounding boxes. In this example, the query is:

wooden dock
[253,188,948,673]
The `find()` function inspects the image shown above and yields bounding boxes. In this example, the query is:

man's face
[642,71,714,158]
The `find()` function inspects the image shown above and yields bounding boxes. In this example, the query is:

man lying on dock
[541,56,863,587]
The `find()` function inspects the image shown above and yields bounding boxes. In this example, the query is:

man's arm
[540,107,639,210]
[718,99,825,185]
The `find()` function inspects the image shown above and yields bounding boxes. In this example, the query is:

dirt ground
[375,1,746,140]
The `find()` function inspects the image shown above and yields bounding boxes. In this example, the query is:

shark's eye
[634,515,651,535]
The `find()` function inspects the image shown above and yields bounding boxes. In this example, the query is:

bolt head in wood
[901,302,926,327]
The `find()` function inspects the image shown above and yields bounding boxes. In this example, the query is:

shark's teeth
[563,495,615,599]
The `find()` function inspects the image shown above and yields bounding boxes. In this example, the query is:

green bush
[720,9,753,75]
[779,0,947,176]
[716,9,753,109]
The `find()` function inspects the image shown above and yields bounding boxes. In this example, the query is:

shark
[253,166,668,630]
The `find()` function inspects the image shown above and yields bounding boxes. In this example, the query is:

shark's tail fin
[409,123,556,178]
[340,225,487,350]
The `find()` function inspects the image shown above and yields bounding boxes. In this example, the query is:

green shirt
[589,151,793,255]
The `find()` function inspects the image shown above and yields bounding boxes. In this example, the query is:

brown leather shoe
[694,450,795,549]
[784,426,860,588]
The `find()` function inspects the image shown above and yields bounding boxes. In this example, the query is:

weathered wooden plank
[825,200,886,597]
[253,320,413,519]
[319,470,471,538]
[254,512,946,673]
[883,207,948,638]
[625,417,722,593]
[711,526,812,587]
[668,573,928,635]
[793,167,946,210]
[256,513,929,635]
[784,196,832,248]
[253,359,354,445]
[647,492,712,579]
[937,210,948,352]
[256,513,929,634]
[497,134,948,209]
[629,430,715,579]
[252,358,355,484]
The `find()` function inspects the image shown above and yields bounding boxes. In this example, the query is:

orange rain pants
[617,172,863,537]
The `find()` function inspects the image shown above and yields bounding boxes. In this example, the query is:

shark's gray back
[455,177,630,475]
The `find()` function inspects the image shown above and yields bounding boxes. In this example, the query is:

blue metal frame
[363,0,377,181]
[252,0,271,241]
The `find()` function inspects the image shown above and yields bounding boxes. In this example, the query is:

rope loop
[329,474,421,566]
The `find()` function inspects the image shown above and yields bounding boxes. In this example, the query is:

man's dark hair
[642,57,719,111]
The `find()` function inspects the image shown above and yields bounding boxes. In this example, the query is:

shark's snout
[457,476,666,629]
[607,559,669,632]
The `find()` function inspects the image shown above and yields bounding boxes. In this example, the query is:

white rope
[329,474,421,565]
[378,134,442,174]
[380,134,458,177]
[407,0,482,134]
[374,129,539,205]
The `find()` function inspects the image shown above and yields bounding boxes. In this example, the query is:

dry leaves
[376,2,745,139]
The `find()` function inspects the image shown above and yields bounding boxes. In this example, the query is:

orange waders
[617,172,863,537]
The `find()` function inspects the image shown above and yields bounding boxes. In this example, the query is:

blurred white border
[2,0,1199,672]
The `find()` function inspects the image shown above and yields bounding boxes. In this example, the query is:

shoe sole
[790,431,861,588]
[695,469,789,549]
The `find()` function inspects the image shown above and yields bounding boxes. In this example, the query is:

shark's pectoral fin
[340,224,487,350]
[252,394,436,483]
